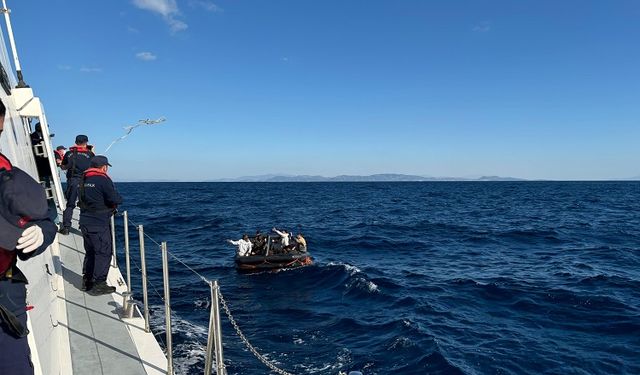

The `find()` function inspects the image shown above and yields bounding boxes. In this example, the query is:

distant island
[210,174,527,182]
[116,174,640,183]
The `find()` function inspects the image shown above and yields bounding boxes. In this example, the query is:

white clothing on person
[273,229,290,246]
[229,239,252,256]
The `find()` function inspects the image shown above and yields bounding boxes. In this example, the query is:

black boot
[58,226,70,235]
[88,281,116,296]
[81,276,93,291]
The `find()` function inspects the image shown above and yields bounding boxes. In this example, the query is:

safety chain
[120,212,299,375]
[218,288,295,375]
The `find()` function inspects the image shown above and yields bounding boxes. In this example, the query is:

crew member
[30,123,53,187]
[54,145,66,166]
[78,155,122,295]
[0,99,57,375]
[29,122,44,145]
[59,134,94,234]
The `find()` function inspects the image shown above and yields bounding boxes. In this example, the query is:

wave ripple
[116,181,640,374]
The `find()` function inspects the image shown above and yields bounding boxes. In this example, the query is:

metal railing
[110,215,117,268]
[123,211,131,293]
[161,242,174,374]
[205,280,225,375]
[112,210,301,375]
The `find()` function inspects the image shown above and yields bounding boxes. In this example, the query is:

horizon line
[111,172,640,183]
[114,179,640,183]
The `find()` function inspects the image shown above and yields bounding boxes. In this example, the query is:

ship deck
[55,210,167,375]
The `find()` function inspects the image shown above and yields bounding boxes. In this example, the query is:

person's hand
[17,226,44,253]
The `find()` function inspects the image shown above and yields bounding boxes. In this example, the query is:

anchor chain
[218,288,295,375]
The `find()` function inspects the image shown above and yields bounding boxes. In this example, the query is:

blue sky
[8,0,640,180]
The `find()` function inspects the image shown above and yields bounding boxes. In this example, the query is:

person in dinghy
[227,234,252,257]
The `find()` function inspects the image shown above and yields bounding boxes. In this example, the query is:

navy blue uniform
[0,153,57,375]
[79,168,122,283]
[30,130,51,181]
[60,146,94,229]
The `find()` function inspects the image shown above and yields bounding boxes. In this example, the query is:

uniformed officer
[59,134,94,234]
[0,99,57,375]
[54,145,66,166]
[78,155,122,295]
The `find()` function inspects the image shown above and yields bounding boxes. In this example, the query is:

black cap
[75,134,89,144]
[56,145,66,150]
[90,155,112,167]
[0,167,49,250]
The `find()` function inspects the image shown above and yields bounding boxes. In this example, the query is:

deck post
[204,280,226,374]
[122,291,134,318]
[139,225,150,333]
[204,282,215,374]
[212,280,225,374]
[161,242,174,374]
[123,211,131,293]
[110,214,117,267]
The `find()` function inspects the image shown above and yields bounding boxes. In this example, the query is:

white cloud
[127,26,140,33]
[132,0,187,32]
[57,64,72,71]
[188,0,222,12]
[167,18,188,32]
[136,51,158,61]
[281,57,289,62]
[80,67,103,73]
[132,0,177,17]
[473,21,491,33]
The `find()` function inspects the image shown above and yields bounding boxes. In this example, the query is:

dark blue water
[115,182,640,375]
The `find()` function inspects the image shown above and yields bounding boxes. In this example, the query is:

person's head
[35,122,42,132]
[0,98,6,135]
[90,155,111,172]
[75,134,89,146]
[56,145,66,151]
[242,234,249,241]
[297,233,304,238]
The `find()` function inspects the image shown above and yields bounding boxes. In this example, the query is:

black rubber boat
[235,253,313,272]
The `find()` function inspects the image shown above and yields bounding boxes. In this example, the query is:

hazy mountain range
[210,173,527,182]
[118,174,640,183]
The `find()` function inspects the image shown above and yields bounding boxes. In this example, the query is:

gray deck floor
[57,224,151,375]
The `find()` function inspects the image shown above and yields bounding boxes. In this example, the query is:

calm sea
[114,181,640,375]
